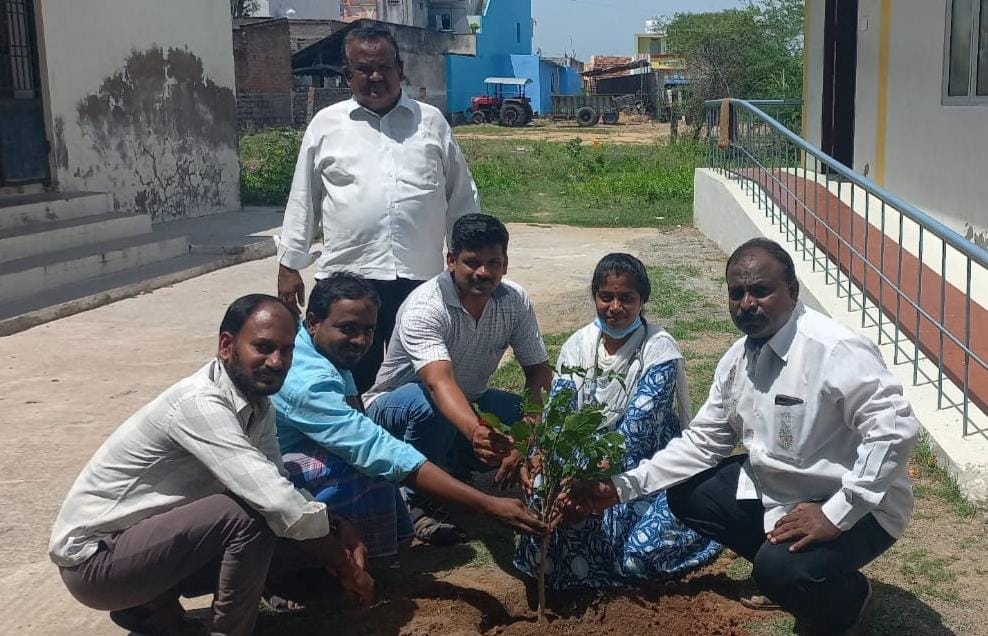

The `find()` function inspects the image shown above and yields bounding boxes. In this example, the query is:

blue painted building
[446,0,581,116]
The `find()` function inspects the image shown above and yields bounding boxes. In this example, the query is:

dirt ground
[4,223,985,635]
[0,223,692,635]
[454,117,672,145]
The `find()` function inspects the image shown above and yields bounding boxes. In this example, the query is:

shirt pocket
[398,143,441,190]
[766,401,808,465]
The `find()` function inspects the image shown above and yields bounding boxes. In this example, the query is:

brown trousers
[59,493,326,636]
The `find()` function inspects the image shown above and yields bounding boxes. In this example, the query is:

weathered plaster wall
[38,0,240,222]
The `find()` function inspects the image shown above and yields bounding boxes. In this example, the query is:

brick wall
[238,87,353,130]
[233,20,293,93]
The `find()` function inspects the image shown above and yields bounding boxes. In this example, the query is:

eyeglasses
[347,64,399,78]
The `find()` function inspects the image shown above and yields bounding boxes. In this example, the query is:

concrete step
[0,212,152,263]
[0,240,275,334]
[0,234,190,303]
[0,192,112,232]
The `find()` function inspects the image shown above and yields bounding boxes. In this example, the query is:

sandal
[410,507,467,546]
[260,593,306,614]
[739,593,782,611]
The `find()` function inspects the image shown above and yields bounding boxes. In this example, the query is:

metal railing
[704,98,988,437]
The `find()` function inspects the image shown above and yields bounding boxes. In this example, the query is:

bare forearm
[523,362,553,407]
[403,461,492,514]
[425,380,479,438]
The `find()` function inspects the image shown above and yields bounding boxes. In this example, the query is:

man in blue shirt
[273,272,545,553]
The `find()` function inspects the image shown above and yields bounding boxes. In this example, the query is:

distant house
[633,20,682,73]
[291,19,476,115]
[445,0,580,117]
[342,0,485,33]
[233,18,346,128]
[255,0,343,19]
[803,0,988,244]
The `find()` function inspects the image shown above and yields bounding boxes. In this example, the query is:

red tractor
[468,77,535,127]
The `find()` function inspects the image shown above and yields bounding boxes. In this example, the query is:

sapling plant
[477,365,626,620]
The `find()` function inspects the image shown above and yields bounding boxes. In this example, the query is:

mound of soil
[317,558,770,636]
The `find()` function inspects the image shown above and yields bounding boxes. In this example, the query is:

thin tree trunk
[537,533,550,621]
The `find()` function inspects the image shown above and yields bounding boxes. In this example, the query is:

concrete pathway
[0,223,663,635]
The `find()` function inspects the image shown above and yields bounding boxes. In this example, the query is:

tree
[480,366,625,621]
[665,0,804,137]
[231,0,260,18]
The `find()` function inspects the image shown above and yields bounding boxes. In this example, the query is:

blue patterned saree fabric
[514,323,720,589]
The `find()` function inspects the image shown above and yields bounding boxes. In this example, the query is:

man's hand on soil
[767,501,842,552]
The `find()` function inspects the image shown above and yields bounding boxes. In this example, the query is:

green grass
[239,128,304,205]
[898,548,960,604]
[238,131,701,228]
[911,434,978,519]
[646,265,704,318]
[669,317,738,342]
[489,332,569,393]
[461,138,700,228]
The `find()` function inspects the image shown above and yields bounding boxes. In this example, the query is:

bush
[240,128,302,205]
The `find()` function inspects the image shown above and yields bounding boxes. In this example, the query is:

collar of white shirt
[751,301,804,363]
[345,89,417,120]
[211,357,270,429]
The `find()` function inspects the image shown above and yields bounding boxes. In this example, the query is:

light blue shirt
[273,330,426,482]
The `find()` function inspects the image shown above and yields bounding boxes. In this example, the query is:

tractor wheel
[576,106,600,127]
[602,111,620,125]
[472,111,487,125]
[500,103,525,127]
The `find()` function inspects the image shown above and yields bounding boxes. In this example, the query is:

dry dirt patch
[455,119,671,146]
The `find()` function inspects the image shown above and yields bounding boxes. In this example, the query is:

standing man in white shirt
[50,295,373,636]
[277,26,481,393]
[561,238,919,635]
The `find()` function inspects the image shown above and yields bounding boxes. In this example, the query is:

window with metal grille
[0,0,40,99]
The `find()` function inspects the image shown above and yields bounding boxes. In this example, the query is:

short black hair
[307,272,381,322]
[591,253,651,302]
[219,294,293,335]
[450,213,509,255]
[342,25,403,68]
[725,238,797,286]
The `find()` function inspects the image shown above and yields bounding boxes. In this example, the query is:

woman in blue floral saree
[514,253,719,589]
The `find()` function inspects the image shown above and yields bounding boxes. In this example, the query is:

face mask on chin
[594,315,643,340]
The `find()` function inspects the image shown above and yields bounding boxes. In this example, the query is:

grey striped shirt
[366,272,548,403]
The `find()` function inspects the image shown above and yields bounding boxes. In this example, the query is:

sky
[532,0,748,59]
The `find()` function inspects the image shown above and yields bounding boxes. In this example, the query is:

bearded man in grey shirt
[49,295,372,636]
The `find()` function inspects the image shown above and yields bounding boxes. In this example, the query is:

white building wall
[36,0,240,221]
[806,0,988,245]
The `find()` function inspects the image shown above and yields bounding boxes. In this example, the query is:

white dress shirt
[278,92,481,280]
[611,303,919,538]
[365,273,548,403]
[49,359,330,567]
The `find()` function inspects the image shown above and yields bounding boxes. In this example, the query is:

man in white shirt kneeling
[49,295,373,636]
[563,238,919,635]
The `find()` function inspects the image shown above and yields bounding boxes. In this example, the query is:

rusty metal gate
[0,0,48,186]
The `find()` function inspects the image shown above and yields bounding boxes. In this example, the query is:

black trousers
[353,278,424,394]
[666,454,896,631]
